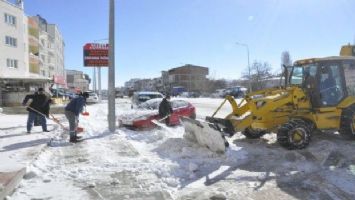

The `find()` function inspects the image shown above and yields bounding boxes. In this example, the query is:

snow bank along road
[7,98,355,200]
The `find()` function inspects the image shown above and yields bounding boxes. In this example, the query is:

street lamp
[236,42,252,92]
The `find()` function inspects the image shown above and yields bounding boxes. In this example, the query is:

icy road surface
[8,98,355,200]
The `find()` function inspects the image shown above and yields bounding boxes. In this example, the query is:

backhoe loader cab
[182,56,355,152]
[289,57,355,107]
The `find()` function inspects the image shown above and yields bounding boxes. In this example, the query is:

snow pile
[6,98,355,200]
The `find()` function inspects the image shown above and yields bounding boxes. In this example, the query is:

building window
[4,13,16,26]
[5,36,17,47]
[6,59,18,68]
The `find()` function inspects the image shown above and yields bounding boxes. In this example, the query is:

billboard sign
[83,43,109,67]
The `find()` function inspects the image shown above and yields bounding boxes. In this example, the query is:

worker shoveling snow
[181,116,227,153]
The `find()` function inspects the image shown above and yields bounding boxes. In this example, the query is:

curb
[0,126,62,199]
[0,168,26,200]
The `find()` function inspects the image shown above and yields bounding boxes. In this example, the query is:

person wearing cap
[159,95,173,125]
[64,92,89,143]
[22,88,51,133]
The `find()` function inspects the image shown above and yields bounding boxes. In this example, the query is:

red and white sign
[83,43,109,67]
[53,75,66,85]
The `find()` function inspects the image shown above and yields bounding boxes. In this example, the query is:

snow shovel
[180,116,227,153]
[81,106,90,116]
[27,106,84,133]
[49,114,84,133]
[151,115,170,127]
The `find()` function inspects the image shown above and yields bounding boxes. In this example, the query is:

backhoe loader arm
[211,95,250,118]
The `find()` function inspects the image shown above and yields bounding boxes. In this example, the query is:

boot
[69,136,78,143]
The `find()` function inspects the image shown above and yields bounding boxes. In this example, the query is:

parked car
[119,98,196,129]
[50,88,79,99]
[115,91,124,98]
[179,91,200,98]
[223,86,247,98]
[86,91,99,103]
[171,86,186,96]
[131,91,164,108]
[66,92,78,99]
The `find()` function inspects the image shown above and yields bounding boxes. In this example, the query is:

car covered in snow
[119,98,196,129]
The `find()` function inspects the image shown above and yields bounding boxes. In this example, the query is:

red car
[118,98,196,129]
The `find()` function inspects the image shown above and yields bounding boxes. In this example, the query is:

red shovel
[81,106,90,116]
[50,114,84,133]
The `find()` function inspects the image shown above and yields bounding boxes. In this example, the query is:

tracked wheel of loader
[242,127,266,139]
[277,119,312,150]
[339,104,355,139]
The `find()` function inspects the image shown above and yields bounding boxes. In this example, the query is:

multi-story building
[66,70,90,92]
[124,78,140,89]
[0,0,28,79]
[162,64,209,92]
[30,15,66,88]
[0,0,46,106]
[124,78,163,92]
[0,1,66,106]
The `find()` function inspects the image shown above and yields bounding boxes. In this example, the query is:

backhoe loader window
[290,67,303,85]
[319,64,345,106]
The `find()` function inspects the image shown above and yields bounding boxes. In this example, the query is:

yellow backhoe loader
[182,55,355,153]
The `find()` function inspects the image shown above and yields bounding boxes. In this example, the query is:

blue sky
[23,0,355,88]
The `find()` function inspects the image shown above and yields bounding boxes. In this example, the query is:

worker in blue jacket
[65,92,89,143]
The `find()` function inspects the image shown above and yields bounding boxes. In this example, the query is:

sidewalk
[0,113,61,199]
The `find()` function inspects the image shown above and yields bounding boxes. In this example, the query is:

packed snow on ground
[2,97,355,200]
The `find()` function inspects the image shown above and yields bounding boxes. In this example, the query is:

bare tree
[281,51,292,67]
[279,51,292,86]
[205,78,227,93]
[243,61,272,91]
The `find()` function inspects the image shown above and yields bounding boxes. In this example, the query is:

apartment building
[0,0,41,106]
[0,1,65,106]
[162,64,209,92]
[66,70,90,92]
[0,0,28,79]
[30,15,66,88]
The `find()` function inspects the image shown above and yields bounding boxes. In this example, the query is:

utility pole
[98,67,102,102]
[108,0,116,132]
[93,67,96,92]
[236,42,252,92]
[93,39,108,102]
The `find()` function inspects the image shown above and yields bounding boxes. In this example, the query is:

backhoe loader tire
[242,128,266,139]
[277,119,311,150]
[339,104,355,139]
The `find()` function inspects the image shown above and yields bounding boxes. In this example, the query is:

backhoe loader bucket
[181,116,228,153]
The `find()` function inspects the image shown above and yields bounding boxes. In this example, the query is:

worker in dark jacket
[159,95,173,125]
[65,92,89,143]
[22,88,51,133]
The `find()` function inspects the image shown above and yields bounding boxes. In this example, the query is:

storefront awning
[0,76,51,83]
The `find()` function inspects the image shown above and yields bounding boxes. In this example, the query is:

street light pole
[236,42,252,92]
[108,0,116,132]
